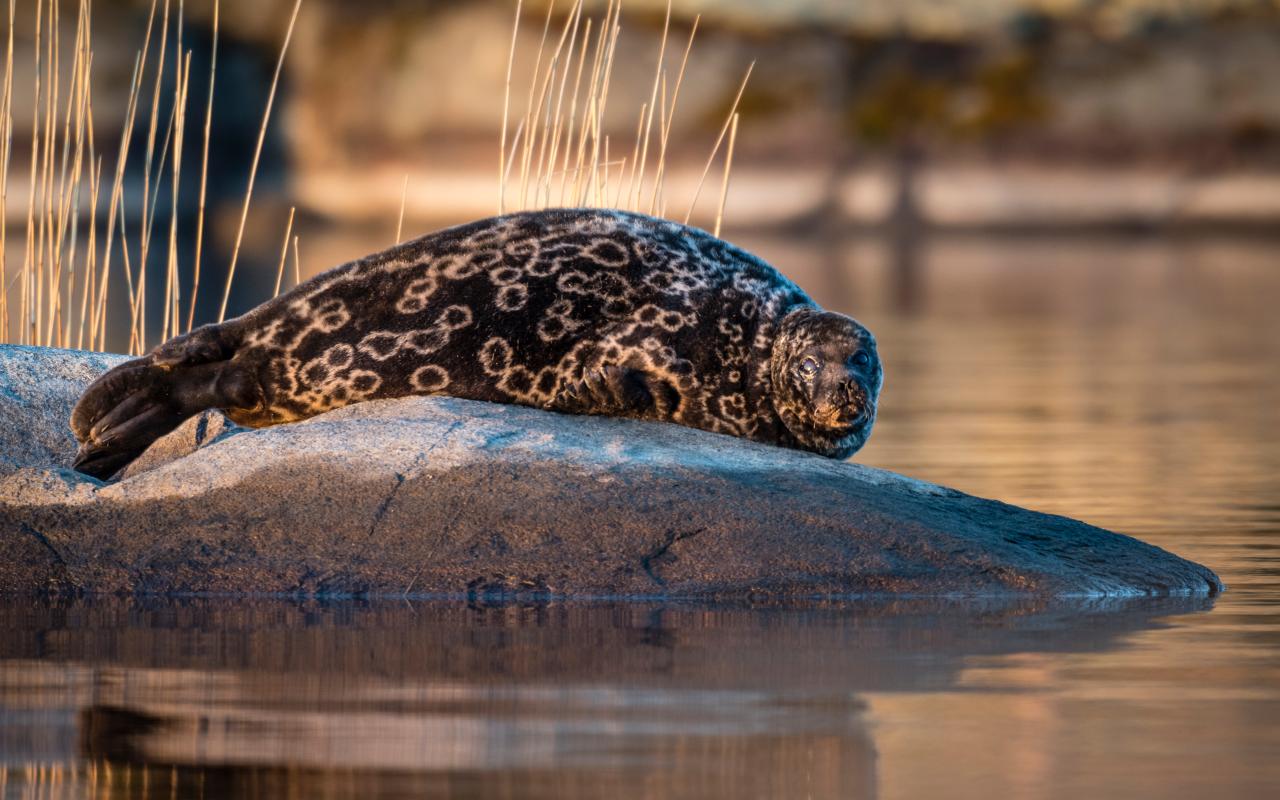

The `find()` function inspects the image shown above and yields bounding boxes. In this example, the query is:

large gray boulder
[0,345,1222,598]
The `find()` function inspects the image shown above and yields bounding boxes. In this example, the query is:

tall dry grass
[0,0,299,356]
[499,0,749,234]
[0,0,748,357]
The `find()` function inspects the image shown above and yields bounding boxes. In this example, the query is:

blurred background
[253,0,1280,233]
[51,0,1280,226]
[3,0,1280,335]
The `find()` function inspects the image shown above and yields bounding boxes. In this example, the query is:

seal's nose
[838,378,867,413]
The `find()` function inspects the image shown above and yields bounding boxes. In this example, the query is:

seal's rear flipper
[149,322,240,368]
[71,325,257,480]
[72,361,194,479]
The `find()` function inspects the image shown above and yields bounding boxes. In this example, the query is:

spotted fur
[71,209,882,478]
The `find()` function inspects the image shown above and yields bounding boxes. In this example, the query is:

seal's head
[770,306,883,459]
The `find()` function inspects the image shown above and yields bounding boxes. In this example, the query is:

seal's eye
[799,357,820,378]
[850,351,871,368]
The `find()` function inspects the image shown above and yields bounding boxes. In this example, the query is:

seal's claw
[564,364,673,419]
[74,399,188,480]
[70,357,158,443]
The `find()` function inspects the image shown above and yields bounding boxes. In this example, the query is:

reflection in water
[0,597,1209,800]
[3,234,1279,798]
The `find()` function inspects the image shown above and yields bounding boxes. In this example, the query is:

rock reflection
[0,596,1212,800]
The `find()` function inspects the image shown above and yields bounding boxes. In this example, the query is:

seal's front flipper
[71,330,259,480]
[562,364,680,419]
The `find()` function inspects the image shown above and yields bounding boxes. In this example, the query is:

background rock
[0,347,127,476]
[0,345,1223,599]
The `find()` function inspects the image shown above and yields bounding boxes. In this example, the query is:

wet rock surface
[0,345,1223,598]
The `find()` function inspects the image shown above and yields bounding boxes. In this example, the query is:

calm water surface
[1,234,1278,798]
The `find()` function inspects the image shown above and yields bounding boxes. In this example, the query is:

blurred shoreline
[6,1,1280,239]
[291,159,1280,236]
[7,157,1275,236]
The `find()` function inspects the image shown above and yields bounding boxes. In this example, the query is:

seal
[71,208,883,479]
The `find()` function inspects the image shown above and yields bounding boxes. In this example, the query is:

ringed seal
[71,209,883,479]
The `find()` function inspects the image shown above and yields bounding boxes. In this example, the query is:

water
[2,233,1278,798]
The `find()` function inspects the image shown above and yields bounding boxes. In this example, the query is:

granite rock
[0,345,1224,598]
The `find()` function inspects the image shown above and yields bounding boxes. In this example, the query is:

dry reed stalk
[161,50,191,343]
[683,61,753,225]
[291,234,300,287]
[515,0,554,212]
[630,0,670,210]
[539,1,582,207]
[174,0,184,90]
[555,16,591,205]
[569,0,611,206]
[217,0,302,324]
[651,71,665,208]
[575,95,597,205]
[526,57,556,209]
[132,86,179,351]
[522,2,578,210]
[186,0,217,333]
[530,6,574,207]
[20,0,44,346]
[714,112,738,238]
[586,5,621,207]
[75,4,99,348]
[498,0,522,215]
[53,78,86,349]
[75,156,102,349]
[395,174,407,244]
[33,0,64,345]
[648,15,697,214]
[568,5,604,206]
[625,102,644,203]
[501,117,526,189]
[66,5,96,346]
[161,1,187,341]
[271,206,294,297]
[46,0,84,346]
[53,7,89,243]
[55,2,94,348]
[35,0,59,346]
[93,48,147,352]
[134,0,172,353]
[602,134,609,198]
[91,0,158,350]
[142,94,178,262]
[599,5,623,203]
[534,0,584,206]
[613,156,628,207]
[0,0,14,341]
[114,184,139,352]
[78,157,98,345]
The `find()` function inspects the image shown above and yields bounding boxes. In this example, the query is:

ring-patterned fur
[70,209,883,479]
